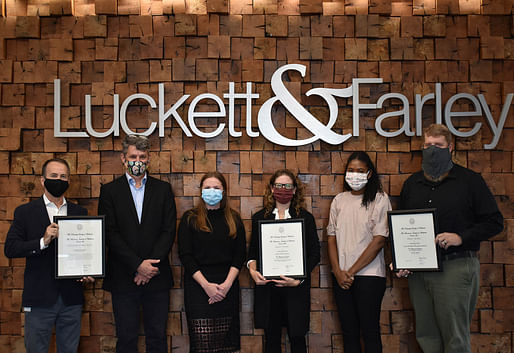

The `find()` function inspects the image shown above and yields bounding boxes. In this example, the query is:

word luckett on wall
[54,64,512,150]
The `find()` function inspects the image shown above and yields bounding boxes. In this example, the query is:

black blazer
[4,197,87,307]
[248,207,320,336]
[98,175,177,292]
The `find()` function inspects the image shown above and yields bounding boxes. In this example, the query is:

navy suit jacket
[4,197,87,307]
[98,175,177,293]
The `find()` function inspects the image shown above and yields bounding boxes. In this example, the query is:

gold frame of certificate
[388,209,442,271]
[258,218,307,279]
[54,216,105,279]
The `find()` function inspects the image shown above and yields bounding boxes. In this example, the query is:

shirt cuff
[40,237,48,250]
[246,259,256,269]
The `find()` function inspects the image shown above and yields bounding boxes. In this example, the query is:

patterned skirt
[184,268,240,353]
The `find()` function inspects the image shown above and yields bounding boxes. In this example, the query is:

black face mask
[422,146,453,180]
[44,179,69,198]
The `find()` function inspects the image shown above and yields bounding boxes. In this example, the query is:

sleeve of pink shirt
[326,195,339,236]
[370,192,392,237]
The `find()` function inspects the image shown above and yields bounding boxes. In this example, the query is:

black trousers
[264,286,307,353]
[332,275,386,353]
[111,289,170,353]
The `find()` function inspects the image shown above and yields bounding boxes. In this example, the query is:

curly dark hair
[343,151,383,208]
[263,169,305,217]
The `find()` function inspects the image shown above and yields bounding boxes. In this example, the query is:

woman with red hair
[178,171,246,353]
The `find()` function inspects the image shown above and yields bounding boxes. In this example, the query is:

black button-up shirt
[400,164,503,255]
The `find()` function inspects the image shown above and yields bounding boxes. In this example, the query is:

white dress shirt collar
[43,193,67,209]
[272,207,292,220]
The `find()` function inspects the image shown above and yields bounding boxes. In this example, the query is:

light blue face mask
[202,188,223,206]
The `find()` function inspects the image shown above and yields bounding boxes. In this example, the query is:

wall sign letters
[54,64,511,149]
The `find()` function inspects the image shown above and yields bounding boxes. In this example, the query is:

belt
[442,250,477,262]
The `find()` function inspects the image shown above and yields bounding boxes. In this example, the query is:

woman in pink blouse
[327,151,391,353]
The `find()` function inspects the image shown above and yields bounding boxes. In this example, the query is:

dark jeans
[24,295,82,353]
[111,289,170,353]
[332,275,386,353]
[264,287,307,353]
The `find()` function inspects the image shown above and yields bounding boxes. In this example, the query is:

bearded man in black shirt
[398,124,503,353]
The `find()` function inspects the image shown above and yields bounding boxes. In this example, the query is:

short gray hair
[122,135,150,154]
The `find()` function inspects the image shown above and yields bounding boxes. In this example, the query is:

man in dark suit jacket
[98,135,176,353]
[4,158,89,353]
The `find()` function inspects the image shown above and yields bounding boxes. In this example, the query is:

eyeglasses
[274,183,294,190]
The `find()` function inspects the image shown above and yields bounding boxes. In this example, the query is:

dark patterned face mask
[126,160,147,177]
[422,146,453,180]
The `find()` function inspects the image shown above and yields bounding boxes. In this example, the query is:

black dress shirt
[400,164,503,255]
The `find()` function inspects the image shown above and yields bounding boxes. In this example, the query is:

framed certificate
[258,219,306,279]
[389,209,441,271]
[54,216,105,278]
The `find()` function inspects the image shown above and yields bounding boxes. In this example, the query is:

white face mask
[345,171,369,191]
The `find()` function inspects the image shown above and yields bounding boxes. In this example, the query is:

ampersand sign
[258,64,353,146]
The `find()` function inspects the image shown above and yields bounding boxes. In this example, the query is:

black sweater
[178,208,246,276]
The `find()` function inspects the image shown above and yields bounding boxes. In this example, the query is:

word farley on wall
[53,64,512,149]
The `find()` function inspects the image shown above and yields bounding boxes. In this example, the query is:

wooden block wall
[1,0,514,352]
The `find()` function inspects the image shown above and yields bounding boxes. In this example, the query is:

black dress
[178,208,246,353]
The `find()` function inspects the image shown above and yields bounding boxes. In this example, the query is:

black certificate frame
[388,209,442,272]
[54,215,105,279]
[258,218,307,280]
